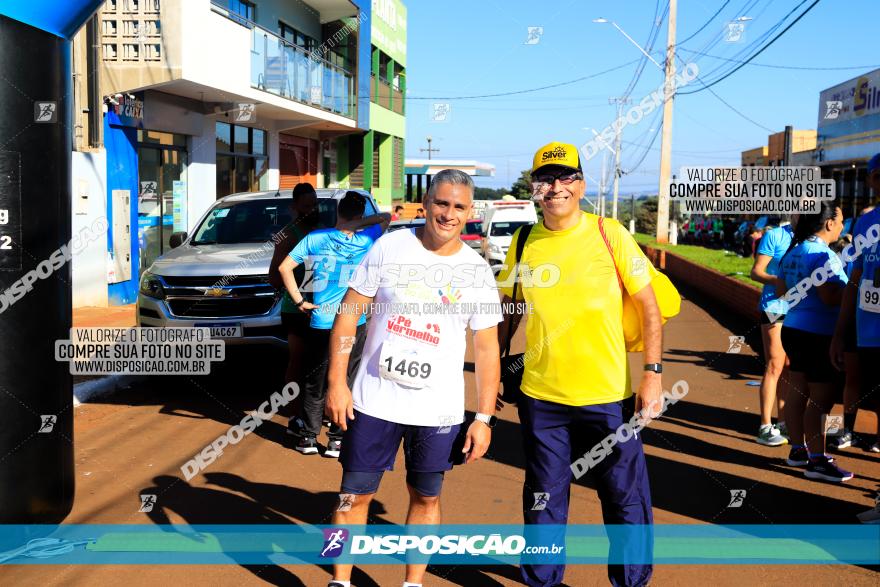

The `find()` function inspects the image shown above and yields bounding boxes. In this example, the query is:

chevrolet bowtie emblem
[203,288,232,297]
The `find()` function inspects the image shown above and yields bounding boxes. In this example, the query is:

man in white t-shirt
[322,169,502,587]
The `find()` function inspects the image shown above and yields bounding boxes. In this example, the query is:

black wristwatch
[644,363,663,374]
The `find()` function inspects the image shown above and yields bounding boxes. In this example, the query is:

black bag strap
[504,223,533,357]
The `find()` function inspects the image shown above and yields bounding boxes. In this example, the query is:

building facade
[70,0,406,307]
[816,68,880,217]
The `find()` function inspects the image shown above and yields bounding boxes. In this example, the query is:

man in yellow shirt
[497,142,663,587]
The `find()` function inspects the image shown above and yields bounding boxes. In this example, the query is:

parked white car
[481,200,538,267]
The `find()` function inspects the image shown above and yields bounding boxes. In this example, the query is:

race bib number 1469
[379,342,434,388]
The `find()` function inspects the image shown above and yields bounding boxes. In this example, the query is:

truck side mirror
[169,231,187,249]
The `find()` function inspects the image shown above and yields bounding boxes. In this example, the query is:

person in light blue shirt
[280,192,390,457]
[832,153,880,455]
[750,222,794,446]
[776,201,851,483]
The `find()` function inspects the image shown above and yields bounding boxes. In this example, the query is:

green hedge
[633,233,760,288]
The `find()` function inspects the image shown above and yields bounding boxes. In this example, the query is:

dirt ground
[4,283,879,586]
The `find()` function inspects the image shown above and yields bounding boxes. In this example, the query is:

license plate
[195,323,243,338]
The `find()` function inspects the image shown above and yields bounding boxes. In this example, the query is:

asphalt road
[4,283,880,586]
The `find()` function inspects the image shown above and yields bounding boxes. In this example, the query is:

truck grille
[161,274,278,318]
[168,297,276,318]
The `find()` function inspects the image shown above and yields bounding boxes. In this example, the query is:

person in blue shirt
[832,152,880,455]
[279,192,390,457]
[750,222,794,446]
[777,201,851,482]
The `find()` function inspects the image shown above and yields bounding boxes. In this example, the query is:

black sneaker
[786,445,809,466]
[324,439,342,459]
[804,455,854,482]
[287,417,305,437]
[295,436,319,455]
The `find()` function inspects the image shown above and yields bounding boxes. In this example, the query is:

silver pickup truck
[136,189,381,346]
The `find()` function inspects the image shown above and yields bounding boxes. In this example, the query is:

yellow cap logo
[532,142,581,173]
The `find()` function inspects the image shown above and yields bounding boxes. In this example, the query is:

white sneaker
[756,424,788,446]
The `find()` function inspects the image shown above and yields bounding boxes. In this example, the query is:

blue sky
[404,0,880,193]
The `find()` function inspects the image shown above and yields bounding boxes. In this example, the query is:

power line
[678,47,880,71]
[407,59,640,101]
[679,0,823,95]
[677,0,731,46]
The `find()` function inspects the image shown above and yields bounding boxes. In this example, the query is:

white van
[481,200,538,267]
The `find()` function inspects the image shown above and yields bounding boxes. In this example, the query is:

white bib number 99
[861,280,880,314]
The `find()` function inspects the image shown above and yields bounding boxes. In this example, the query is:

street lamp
[593,18,664,70]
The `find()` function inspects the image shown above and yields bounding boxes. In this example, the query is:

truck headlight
[489,244,502,254]
[139,271,166,300]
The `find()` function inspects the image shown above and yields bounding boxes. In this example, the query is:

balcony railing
[211,2,354,118]
[371,75,405,115]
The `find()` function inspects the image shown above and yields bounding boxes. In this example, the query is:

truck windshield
[490,221,532,237]
[191,199,337,245]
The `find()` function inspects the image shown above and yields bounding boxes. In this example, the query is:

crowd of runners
[261,143,880,587]
[749,153,880,487]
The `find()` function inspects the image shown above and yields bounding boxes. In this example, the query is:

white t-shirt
[349,229,503,426]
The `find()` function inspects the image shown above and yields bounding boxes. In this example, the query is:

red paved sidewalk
[72,305,136,328]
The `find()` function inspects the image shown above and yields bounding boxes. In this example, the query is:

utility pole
[609,97,631,220]
[656,0,677,244]
[420,135,439,160]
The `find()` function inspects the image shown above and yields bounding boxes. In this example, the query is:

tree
[635,197,658,235]
[509,168,533,199]
[473,187,507,200]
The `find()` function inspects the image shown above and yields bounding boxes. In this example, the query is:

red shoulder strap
[597,216,624,291]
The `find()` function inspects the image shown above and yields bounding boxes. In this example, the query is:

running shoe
[857,494,880,524]
[286,417,305,437]
[869,441,880,454]
[804,455,854,482]
[828,430,855,450]
[776,421,790,440]
[324,439,342,459]
[295,436,319,455]
[327,583,348,587]
[756,424,788,447]
[786,445,809,466]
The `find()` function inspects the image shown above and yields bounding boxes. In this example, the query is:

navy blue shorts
[339,410,464,474]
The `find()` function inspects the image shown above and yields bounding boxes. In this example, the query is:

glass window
[490,221,533,237]
[252,129,266,155]
[192,200,293,245]
[229,0,255,23]
[216,122,231,154]
[463,221,482,236]
[234,125,249,154]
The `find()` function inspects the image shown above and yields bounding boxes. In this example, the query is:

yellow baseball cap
[531,141,582,175]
